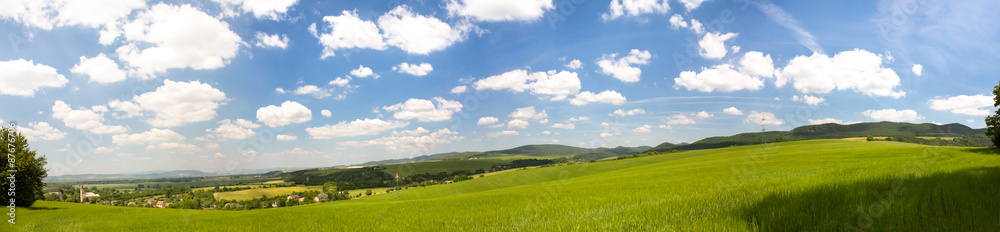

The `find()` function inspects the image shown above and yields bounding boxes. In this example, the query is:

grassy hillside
[434,144,649,161]
[8,140,1000,231]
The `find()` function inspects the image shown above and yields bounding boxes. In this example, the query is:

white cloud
[723,107,743,115]
[133,80,228,127]
[16,122,66,141]
[928,95,995,116]
[698,32,738,59]
[669,14,688,29]
[738,51,774,78]
[792,95,825,105]
[509,106,548,121]
[674,64,764,92]
[312,10,386,59]
[601,122,610,127]
[487,123,505,129]
[564,59,582,69]
[596,49,651,82]
[569,90,627,105]
[912,64,923,76]
[689,19,705,34]
[306,118,408,139]
[775,49,905,98]
[569,116,589,121]
[292,85,331,98]
[731,46,741,53]
[808,118,860,125]
[275,87,286,93]
[146,142,201,153]
[446,0,554,22]
[117,3,242,78]
[678,0,709,11]
[379,5,465,55]
[394,62,433,76]
[0,59,68,97]
[487,130,520,138]
[473,69,582,101]
[214,152,225,158]
[213,0,298,20]
[745,111,785,125]
[695,111,713,119]
[663,114,696,125]
[599,132,619,138]
[339,128,462,152]
[254,32,289,49]
[350,65,376,78]
[52,100,128,134]
[276,134,297,141]
[383,97,463,122]
[71,53,127,84]
[205,119,261,140]
[450,86,468,94]
[392,127,430,136]
[329,77,351,87]
[321,110,332,117]
[550,122,575,129]
[602,0,670,21]
[507,119,529,129]
[863,109,923,122]
[93,147,115,154]
[0,0,143,33]
[113,128,185,145]
[205,143,220,149]
[632,124,652,133]
[610,108,646,117]
[478,117,500,125]
[256,101,312,127]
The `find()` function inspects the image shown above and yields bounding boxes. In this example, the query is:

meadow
[6,140,999,231]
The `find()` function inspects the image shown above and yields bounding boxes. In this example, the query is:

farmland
[8,139,999,231]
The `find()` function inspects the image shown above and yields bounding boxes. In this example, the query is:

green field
[8,140,1000,231]
[379,159,512,176]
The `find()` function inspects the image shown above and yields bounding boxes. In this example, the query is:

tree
[1,126,48,207]
[866,135,875,141]
[987,80,1000,148]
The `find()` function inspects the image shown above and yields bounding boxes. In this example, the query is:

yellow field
[213,186,393,200]
[843,136,957,141]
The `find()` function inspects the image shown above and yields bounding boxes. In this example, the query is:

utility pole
[395,171,399,199]
[762,117,766,148]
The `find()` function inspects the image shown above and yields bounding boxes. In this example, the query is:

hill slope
[11,140,1000,231]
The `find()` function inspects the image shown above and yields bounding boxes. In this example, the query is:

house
[127,202,136,207]
[146,198,157,206]
[164,202,173,208]
[314,193,328,202]
[445,180,454,184]
[287,195,299,200]
[110,200,117,205]
[272,201,280,208]
[156,201,165,208]
[298,197,305,202]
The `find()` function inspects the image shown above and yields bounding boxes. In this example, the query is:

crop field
[379,158,512,176]
[7,140,1000,231]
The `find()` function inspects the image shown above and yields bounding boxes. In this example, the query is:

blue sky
[1,0,997,175]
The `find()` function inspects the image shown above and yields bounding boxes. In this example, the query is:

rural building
[287,195,299,200]
[165,202,173,208]
[272,201,280,208]
[156,201,165,208]
[314,194,328,202]
[127,202,136,207]
[146,199,157,206]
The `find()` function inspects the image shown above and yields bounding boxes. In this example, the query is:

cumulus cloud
[117,3,242,78]
[478,117,500,125]
[205,119,261,140]
[507,119,529,129]
[808,118,860,125]
[669,14,688,29]
[212,0,298,20]
[632,124,652,133]
[0,59,68,97]
[569,90,627,105]
[394,62,433,76]
[775,49,905,98]
[928,95,994,116]
[306,118,408,139]
[0,0,143,34]
[662,114,696,125]
[745,111,785,125]
[446,0,554,22]
[564,59,582,69]
[254,32,289,49]
[131,80,228,127]
[52,100,128,134]
[863,109,923,122]
[674,64,764,92]
[487,130,520,138]
[350,65,376,78]
[113,128,185,145]
[912,64,923,76]
[699,32,738,59]
[292,85,331,98]
[473,69,582,101]
[509,106,548,121]
[321,110,332,117]
[16,122,66,141]
[739,51,774,77]
[723,107,743,115]
[550,122,575,129]
[678,0,710,11]
[596,49,651,82]
[338,128,462,152]
[450,86,468,94]
[600,132,619,138]
[256,101,312,127]
[71,53,127,84]
[383,97,463,122]
[311,10,386,59]
[602,0,670,21]
[792,95,825,105]
[379,5,466,55]
[146,142,201,153]
[695,111,713,119]
[610,108,646,117]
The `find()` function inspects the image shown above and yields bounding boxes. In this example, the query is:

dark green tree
[866,135,875,141]
[0,126,48,207]
[987,81,1000,148]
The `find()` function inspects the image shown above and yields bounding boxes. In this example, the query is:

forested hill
[432,144,651,161]
[648,122,989,153]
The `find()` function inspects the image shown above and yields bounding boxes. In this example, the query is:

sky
[1,0,998,176]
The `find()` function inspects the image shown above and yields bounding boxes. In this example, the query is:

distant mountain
[648,122,988,153]
[433,144,651,161]
[44,167,296,182]
[354,152,458,166]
